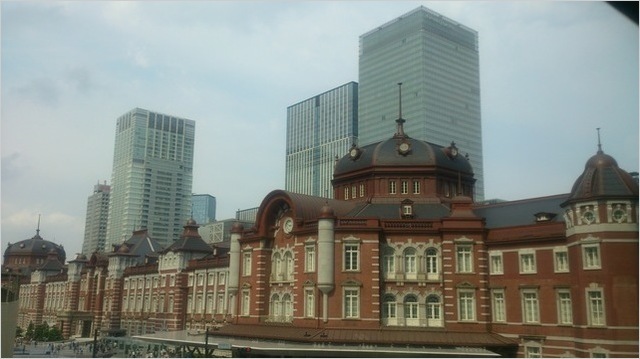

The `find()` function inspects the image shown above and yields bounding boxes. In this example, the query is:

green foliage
[15,326,24,338]
[22,321,63,341]
[25,322,35,340]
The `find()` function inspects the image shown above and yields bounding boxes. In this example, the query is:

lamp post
[92,328,98,358]
[204,326,210,357]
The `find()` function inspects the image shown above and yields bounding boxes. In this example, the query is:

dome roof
[3,230,66,262]
[565,149,638,204]
[334,137,473,178]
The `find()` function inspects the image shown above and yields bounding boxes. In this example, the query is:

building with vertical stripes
[285,82,358,198]
[106,108,195,249]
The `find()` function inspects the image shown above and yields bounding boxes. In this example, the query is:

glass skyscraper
[81,181,110,255]
[191,194,216,225]
[106,108,195,249]
[285,82,358,198]
[358,6,484,200]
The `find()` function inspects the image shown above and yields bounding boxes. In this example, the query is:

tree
[16,326,24,338]
[25,322,34,340]
[48,326,63,341]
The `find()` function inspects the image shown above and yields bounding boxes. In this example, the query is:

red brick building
[7,118,638,357]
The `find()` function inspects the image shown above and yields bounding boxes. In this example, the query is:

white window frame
[554,247,570,273]
[456,244,473,273]
[425,247,439,279]
[524,342,542,358]
[359,183,365,198]
[382,294,397,325]
[242,251,252,276]
[344,186,349,200]
[401,180,409,194]
[582,244,601,270]
[305,245,316,273]
[241,290,250,316]
[304,288,315,318]
[383,248,395,278]
[556,288,573,325]
[413,180,420,194]
[491,289,506,323]
[389,180,396,194]
[521,289,540,324]
[343,242,360,272]
[457,289,476,321]
[343,287,360,319]
[489,251,503,275]
[586,288,606,326]
[519,250,537,274]
[404,247,417,278]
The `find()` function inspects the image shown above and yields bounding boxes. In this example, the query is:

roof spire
[36,214,41,236]
[395,82,406,138]
[596,127,603,154]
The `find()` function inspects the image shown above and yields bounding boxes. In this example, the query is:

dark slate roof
[3,230,66,262]
[122,229,165,257]
[334,136,473,177]
[564,149,638,204]
[347,203,451,219]
[473,194,569,228]
[164,219,212,254]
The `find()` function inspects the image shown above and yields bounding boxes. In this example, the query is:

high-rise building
[106,108,195,249]
[285,82,358,198]
[192,194,216,225]
[81,181,111,255]
[358,6,485,200]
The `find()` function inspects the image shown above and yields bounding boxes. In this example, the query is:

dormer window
[401,199,414,219]
[534,212,557,222]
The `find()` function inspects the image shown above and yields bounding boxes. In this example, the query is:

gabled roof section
[473,194,568,229]
[164,219,212,254]
[112,229,165,258]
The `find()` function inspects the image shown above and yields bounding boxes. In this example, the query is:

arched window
[382,294,397,325]
[272,253,283,281]
[282,293,293,321]
[283,252,294,281]
[404,294,419,326]
[426,247,439,280]
[426,294,443,327]
[404,248,417,279]
[382,247,396,279]
[270,293,281,320]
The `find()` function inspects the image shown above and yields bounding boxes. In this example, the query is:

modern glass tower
[358,6,484,200]
[285,82,358,198]
[191,194,216,225]
[106,108,195,249]
[81,181,110,255]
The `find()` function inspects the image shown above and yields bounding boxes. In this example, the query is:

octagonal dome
[334,137,473,177]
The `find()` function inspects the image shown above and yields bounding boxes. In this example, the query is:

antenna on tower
[596,127,603,153]
[395,82,406,138]
[36,214,41,236]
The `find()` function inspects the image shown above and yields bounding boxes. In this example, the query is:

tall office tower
[81,181,111,255]
[285,82,358,198]
[191,194,216,225]
[358,6,485,200]
[106,108,195,249]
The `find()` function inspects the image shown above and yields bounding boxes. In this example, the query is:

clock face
[451,148,458,157]
[399,142,410,153]
[350,148,358,158]
[283,217,294,234]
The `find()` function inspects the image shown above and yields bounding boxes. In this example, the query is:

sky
[1,1,638,260]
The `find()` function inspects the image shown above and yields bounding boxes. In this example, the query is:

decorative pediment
[341,279,362,287]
